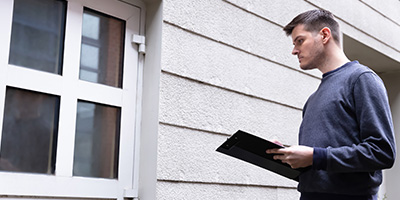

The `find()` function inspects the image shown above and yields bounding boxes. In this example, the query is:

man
[266,9,396,200]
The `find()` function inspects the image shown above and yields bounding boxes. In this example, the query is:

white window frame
[0,0,145,199]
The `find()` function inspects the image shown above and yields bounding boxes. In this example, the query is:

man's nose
[292,48,299,55]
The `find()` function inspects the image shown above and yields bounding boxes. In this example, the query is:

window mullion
[0,85,5,153]
[6,66,63,95]
[0,0,13,149]
[0,0,13,67]
[54,1,84,177]
[76,81,123,107]
[63,1,84,79]
[55,94,78,177]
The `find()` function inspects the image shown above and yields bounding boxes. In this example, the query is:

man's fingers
[270,139,283,146]
[266,148,287,154]
[273,155,296,168]
[266,149,276,154]
[273,155,285,160]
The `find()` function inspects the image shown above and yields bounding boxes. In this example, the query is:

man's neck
[318,47,350,74]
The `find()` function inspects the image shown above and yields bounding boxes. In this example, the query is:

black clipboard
[216,130,309,181]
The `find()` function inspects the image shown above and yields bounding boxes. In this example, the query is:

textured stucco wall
[156,0,400,199]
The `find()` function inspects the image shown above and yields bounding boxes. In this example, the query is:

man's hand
[266,145,313,169]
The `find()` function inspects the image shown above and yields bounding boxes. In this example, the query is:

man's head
[283,9,340,46]
[284,9,342,71]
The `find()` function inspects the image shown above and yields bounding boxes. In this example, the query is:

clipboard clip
[221,136,240,150]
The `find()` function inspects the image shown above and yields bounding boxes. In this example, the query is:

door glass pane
[8,0,67,74]
[73,101,121,179]
[79,8,125,88]
[0,87,60,174]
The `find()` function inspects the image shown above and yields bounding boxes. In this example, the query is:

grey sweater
[297,61,396,196]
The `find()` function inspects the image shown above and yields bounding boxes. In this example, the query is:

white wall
[156,0,400,199]
[158,0,320,199]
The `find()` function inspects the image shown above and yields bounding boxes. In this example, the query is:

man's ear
[320,27,332,44]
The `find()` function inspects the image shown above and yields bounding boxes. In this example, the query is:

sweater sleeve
[324,72,396,172]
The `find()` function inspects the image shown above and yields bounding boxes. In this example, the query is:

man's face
[291,24,324,70]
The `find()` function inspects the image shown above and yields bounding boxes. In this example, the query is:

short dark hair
[283,9,341,45]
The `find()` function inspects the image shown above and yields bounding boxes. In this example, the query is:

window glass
[79,8,125,88]
[0,87,60,174]
[8,0,67,74]
[73,101,121,179]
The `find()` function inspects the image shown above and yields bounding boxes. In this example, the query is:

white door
[0,0,144,199]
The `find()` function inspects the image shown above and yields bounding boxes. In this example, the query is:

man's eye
[297,39,304,44]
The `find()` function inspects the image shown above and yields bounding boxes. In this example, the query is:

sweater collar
[322,60,359,78]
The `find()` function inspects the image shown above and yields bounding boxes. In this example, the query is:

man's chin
[300,64,316,71]
[300,65,310,70]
